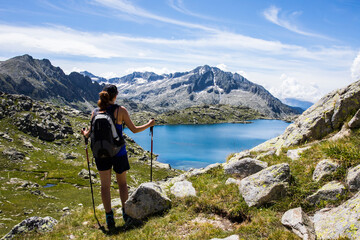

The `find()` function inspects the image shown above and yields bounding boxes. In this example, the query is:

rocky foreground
[2,80,360,239]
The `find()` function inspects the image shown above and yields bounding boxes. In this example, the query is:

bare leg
[116,171,128,207]
[99,169,112,213]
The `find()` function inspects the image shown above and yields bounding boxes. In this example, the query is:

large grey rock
[281,207,316,240]
[239,163,291,207]
[286,147,311,160]
[223,158,268,178]
[125,182,171,220]
[2,148,25,161]
[1,216,57,239]
[346,164,360,192]
[78,169,96,179]
[170,180,196,198]
[225,178,241,185]
[348,109,360,128]
[312,160,339,182]
[313,191,360,239]
[210,235,239,240]
[97,198,122,211]
[186,163,222,177]
[306,181,346,205]
[252,80,360,153]
[227,150,251,163]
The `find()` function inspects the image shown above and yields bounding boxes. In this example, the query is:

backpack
[90,105,125,159]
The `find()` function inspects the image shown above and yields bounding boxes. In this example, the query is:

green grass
[1,97,359,239]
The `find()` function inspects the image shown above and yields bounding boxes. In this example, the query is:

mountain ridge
[82,65,301,119]
[0,54,299,119]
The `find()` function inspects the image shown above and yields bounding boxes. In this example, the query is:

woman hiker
[81,84,155,229]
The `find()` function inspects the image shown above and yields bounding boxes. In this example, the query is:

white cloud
[167,0,217,21]
[263,6,330,39]
[101,72,118,79]
[269,74,322,102]
[216,63,227,71]
[351,52,360,81]
[125,66,170,75]
[236,70,248,78]
[92,0,215,32]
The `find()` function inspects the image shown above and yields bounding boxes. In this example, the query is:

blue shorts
[95,154,130,174]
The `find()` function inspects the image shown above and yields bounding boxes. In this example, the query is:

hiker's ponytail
[98,91,110,110]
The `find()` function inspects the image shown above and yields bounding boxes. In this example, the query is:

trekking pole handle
[150,118,154,132]
[82,127,89,145]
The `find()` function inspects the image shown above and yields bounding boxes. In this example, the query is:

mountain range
[82,66,301,118]
[0,55,300,118]
[0,55,102,111]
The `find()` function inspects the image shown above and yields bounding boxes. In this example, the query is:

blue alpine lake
[124,120,290,170]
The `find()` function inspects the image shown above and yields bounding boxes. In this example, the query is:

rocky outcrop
[170,180,196,198]
[306,181,346,205]
[313,191,360,239]
[125,182,171,220]
[0,92,76,142]
[1,216,57,240]
[2,148,25,161]
[346,165,360,192]
[239,163,291,207]
[286,147,311,160]
[281,207,316,240]
[312,160,339,182]
[348,109,360,128]
[78,169,96,179]
[223,158,268,178]
[210,235,239,240]
[252,80,360,152]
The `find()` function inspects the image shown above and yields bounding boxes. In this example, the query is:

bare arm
[120,107,155,133]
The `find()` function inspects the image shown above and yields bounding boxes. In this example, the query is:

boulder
[2,148,25,161]
[210,235,239,240]
[78,169,96,179]
[281,207,316,240]
[223,158,268,178]
[125,182,171,220]
[252,80,360,153]
[313,191,360,239]
[312,160,339,182]
[286,147,311,160]
[306,181,346,205]
[239,163,291,207]
[348,109,360,129]
[225,178,241,185]
[97,198,122,211]
[227,150,251,163]
[170,180,196,198]
[346,164,360,192]
[186,163,222,177]
[2,216,57,239]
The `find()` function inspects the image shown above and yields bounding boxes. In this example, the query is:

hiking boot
[105,210,115,229]
[122,208,130,222]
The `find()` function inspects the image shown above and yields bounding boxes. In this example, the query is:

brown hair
[98,91,111,110]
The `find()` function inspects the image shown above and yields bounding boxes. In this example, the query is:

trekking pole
[150,119,154,182]
[83,128,103,230]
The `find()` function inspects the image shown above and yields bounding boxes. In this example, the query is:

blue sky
[0,0,360,102]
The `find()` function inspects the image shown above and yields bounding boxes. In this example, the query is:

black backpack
[90,105,125,159]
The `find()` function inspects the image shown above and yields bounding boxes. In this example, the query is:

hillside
[2,81,360,239]
[0,92,180,238]
[82,65,301,119]
[0,55,102,112]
